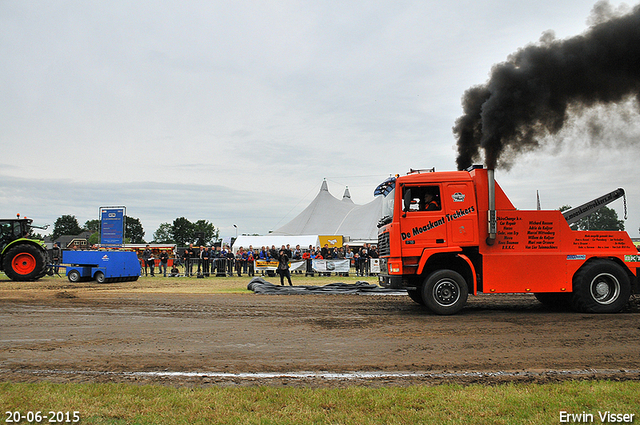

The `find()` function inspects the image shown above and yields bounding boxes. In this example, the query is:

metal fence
[140,258,380,278]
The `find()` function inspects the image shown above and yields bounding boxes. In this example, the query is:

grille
[378,232,390,256]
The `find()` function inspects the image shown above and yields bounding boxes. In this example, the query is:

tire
[407,288,425,305]
[534,292,573,310]
[422,270,468,315]
[2,243,47,281]
[68,270,81,283]
[95,271,106,284]
[571,260,631,313]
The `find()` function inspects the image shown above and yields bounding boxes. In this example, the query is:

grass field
[2,273,639,423]
[1,381,639,424]
[0,272,377,294]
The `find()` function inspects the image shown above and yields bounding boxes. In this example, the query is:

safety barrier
[141,258,380,277]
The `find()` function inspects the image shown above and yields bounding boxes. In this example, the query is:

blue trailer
[62,250,141,283]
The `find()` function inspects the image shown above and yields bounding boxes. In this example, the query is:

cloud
[1,0,638,240]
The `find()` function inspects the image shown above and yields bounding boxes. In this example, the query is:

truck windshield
[374,176,396,227]
[380,188,395,223]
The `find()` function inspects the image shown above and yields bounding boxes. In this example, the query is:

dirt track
[1,280,639,387]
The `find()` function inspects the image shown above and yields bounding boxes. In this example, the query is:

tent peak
[320,179,329,192]
[342,187,351,200]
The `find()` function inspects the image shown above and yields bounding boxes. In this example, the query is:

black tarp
[247,277,405,295]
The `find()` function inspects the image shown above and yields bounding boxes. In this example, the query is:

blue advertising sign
[100,207,125,246]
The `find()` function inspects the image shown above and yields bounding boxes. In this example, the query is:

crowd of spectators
[145,243,379,278]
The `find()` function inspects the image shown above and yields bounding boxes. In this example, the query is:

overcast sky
[1,0,638,240]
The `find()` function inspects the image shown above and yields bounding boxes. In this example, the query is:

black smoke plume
[454,1,640,170]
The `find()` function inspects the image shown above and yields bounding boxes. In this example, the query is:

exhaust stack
[486,168,497,245]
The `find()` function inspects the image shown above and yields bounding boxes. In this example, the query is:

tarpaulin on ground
[247,277,405,295]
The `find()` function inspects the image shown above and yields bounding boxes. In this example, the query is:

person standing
[187,243,195,276]
[159,250,169,277]
[143,245,155,276]
[197,246,206,277]
[206,246,214,276]
[52,242,62,275]
[235,248,244,277]
[226,247,235,276]
[182,247,191,277]
[247,249,255,277]
[276,249,292,286]
[321,244,330,260]
[360,244,370,276]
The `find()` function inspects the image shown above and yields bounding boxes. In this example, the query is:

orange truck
[375,166,640,314]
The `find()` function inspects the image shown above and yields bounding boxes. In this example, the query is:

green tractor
[0,215,49,281]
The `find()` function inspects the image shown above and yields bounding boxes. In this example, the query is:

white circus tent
[270,180,383,245]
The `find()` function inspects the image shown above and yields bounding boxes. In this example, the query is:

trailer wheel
[422,270,468,315]
[571,260,631,313]
[407,289,425,305]
[3,243,47,281]
[68,270,81,283]
[95,271,106,284]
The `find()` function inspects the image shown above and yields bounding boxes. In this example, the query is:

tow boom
[562,188,625,225]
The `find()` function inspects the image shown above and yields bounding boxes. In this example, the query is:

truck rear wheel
[571,260,631,313]
[3,243,47,281]
[422,270,468,315]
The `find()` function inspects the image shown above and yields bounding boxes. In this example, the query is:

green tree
[193,219,219,246]
[125,216,145,244]
[88,232,100,246]
[84,219,101,233]
[172,217,194,246]
[166,217,219,246]
[51,215,83,240]
[153,223,174,244]
[574,206,624,231]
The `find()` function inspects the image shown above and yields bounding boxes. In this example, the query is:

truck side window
[403,186,441,212]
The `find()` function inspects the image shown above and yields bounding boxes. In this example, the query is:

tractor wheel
[2,243,47,281]
[571,260,631,313]
[422,269,468,315]
[407,289,425,305]
[68,270,81,283]
[95,272,106,284]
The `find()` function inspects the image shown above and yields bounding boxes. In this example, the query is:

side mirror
[403,189,412,213]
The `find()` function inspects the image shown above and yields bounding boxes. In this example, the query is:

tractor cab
[0,218,32,251]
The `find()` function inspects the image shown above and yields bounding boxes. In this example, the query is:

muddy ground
[1,279,639,387]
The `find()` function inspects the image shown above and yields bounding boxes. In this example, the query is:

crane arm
[562,188,625,225]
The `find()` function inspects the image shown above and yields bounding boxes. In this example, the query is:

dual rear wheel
[570,259,630,313]
[535,260,631,313]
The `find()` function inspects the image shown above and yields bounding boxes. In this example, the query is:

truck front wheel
[571,260,630,313]
[422,270,468,315]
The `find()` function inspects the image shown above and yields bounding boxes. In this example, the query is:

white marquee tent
[269,180,383,245]
[232,235,320,254]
